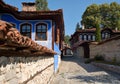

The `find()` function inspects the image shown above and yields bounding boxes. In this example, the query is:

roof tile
[0,20,56,56]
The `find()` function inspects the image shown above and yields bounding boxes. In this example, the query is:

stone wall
[73,46,84,58]
[90,38,120,63]
[0,56,54,84]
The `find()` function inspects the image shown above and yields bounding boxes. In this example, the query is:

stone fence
[0,55,54,84]
[90,36,120,63]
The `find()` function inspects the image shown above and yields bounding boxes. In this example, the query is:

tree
[75,22,81,31]
[64,35,70,45]
[95,18,101,42]
[81,2,120,30]
[109,2,120,29]
[35,0,49,11]
[99,3,111,28]
[81,4,100,28]
[116,20,120,30]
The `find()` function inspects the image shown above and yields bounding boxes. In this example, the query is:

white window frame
[88,35,91,41]
[93,35,95,41]
[79,35,82,41]
[84,35,87,41]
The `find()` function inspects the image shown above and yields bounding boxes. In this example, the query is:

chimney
[115,27,118,31]
[22,2,36,11]
[82,24,85,30]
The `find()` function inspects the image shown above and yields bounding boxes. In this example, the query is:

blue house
[0,1,64,72]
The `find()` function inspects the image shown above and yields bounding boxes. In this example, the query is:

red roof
[0,20,56,56]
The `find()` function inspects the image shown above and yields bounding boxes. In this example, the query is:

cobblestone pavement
[51,56,120,84]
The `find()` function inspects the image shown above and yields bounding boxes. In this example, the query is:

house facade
[70,28,120,58]
[0,0,64,73]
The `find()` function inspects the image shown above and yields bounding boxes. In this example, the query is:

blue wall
[1,13,52,49]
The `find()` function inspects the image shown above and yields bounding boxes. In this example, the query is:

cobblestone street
[51,56,120,84]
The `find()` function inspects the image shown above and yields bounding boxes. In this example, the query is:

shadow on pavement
[68,74,120,83]
[62,56,104,72]
[62,56,120,76]
[61,56,120,82]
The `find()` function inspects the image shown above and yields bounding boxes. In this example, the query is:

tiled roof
[0,0,63,19]
[77,28,120,33]
[77,28,96,33]
[0,20,56,56]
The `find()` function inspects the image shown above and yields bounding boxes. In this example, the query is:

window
[84,35,87,41]
[92,35,95,41]
[88,35,91,40]
[102,33,105,39]
[105,32,110,39]
[102,32,111,40]
[36,23,47,40]
[79,35,82,41]
[20,23,31,38]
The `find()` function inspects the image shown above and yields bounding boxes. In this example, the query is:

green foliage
[35,0,49,11]
[116,20,120,30]
[60,73,65,78]
[95,18,101,42]
[64,35,70,45]
[84,59,94,64]
[94,54,104,61]
[112,56,117,63]
[82,4,100,28]
[81,2,120,29]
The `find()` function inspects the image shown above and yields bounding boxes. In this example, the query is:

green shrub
[85,59,94,64]
[112,56,116,63]
[94,54,104,61]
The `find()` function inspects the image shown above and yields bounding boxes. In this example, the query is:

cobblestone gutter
[92,62,120,74]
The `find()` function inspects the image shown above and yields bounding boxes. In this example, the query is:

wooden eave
[0,10,62,20]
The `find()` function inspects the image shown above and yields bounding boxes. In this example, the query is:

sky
[4,0,120,36]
